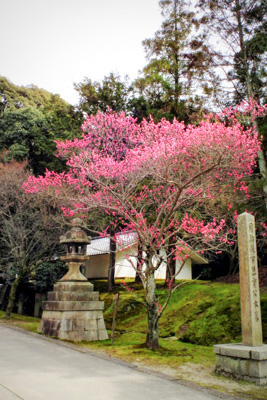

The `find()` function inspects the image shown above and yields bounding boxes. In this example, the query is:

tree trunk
[227,243,238,276]
[256,122,267,213]
[145,270,159,350]
[173,1,180,116]
[165,260,176,287]
[5,276,21,317]
[135,245,142,283]
[228,257,237,276]
[108,232,116,292]
[165,238,176,287]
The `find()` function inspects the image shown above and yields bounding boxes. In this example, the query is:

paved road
[0,324,232,400]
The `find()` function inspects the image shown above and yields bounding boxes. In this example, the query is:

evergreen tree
[198,0,267,210]
[0,76,53,113]
[74,73,130,115]
[0,77,83,175]
[133,0,215,122]
[198,0,267,104]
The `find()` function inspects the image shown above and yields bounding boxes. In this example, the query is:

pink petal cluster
[23,106,264,257]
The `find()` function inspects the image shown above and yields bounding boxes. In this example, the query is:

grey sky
[1,0,162,105]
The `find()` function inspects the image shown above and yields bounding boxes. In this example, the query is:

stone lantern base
[214,343,267,385]
[38,281,108,342]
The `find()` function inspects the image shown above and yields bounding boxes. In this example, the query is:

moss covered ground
[94,279,267,346]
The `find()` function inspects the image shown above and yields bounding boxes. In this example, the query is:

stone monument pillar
[38,218,108,341]
[238,212,263,346]
[214,213,267,385]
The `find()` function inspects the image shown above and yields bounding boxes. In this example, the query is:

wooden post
[108,232,116,292]
[237,212,263,346]
[111,292,120,345]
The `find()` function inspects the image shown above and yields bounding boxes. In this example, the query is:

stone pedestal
[38,281,108,341]
[214,213,266,385]
[214,343,267,385]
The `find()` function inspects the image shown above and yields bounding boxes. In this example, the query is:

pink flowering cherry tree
[24,109,261,350]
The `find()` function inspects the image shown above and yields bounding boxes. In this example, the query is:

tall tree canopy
[197,1,267,210]
[0,76,52,112]
[133,0,215,122]
[198,0,267,104]
[74,73,130,115]
[0,77,83,175]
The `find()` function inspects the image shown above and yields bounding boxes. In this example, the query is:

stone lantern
[38,218,108,342]
[59,218,91,282]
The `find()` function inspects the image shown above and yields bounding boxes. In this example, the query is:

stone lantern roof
[60,218,91,245]
[59,218,91,282]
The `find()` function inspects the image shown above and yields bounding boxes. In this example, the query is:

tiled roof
[86,231,207,264]
[87,237,110,255]
[87,231,138,256]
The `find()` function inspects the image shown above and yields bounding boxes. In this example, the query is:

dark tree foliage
[74,73,130,115]
[33,261,68,293]
[0,77,83,175]
[0,162,67,316]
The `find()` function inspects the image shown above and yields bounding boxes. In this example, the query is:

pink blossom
[23,105,265,262]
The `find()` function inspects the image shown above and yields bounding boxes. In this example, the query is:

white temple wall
[85,245,192,280]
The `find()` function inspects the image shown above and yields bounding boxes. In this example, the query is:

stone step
[43,300,104,312]
[47,291,99,302]
[41,310,104,320]
[39,315,109,341]
[54,282,94,292]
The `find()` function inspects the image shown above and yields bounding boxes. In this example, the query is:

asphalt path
[0,324,236,400]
